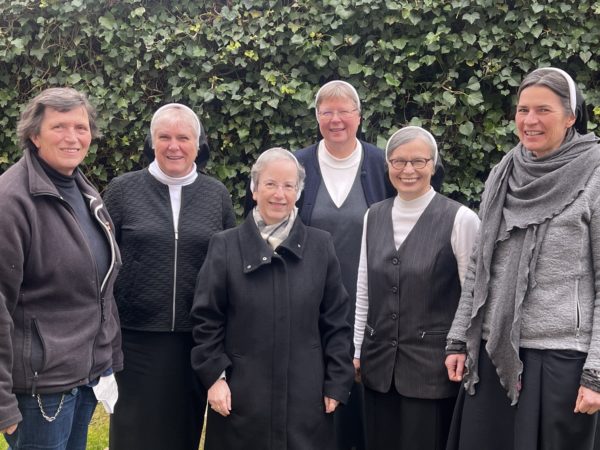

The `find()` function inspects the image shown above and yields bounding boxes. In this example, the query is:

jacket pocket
[30,318,47,377]
[574,278,581,338]
[419,329,450,339]
[365,323,376,339]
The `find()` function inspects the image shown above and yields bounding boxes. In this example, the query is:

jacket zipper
[172,230,178,331]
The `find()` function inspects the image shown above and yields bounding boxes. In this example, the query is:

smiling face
[516,85,576,158]
[387,138,434,201]
[152,112,198,177]
[31,106,91,176]
[317,96,361,156]
[252,158,299,225]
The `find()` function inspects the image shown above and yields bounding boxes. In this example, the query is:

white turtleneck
[148,161,198,233]
[317,139,362,207]
[353,187,480,358]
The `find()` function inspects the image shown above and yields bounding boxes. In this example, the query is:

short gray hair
[17,87,99,151]
[150,103,201,150]
[385,126,438,165]
[315,80,361,115]
[517,68,576,118]
[250,147,306,193]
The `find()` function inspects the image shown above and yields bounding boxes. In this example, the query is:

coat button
[392,257,399,265]
[391,313,398,320]
[391,286,398,293]
[391,339,397,347]
[262,256,267,261]
[246,265,252,269]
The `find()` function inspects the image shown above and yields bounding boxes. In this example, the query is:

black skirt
[109,330,207,450]
[364,385,455,450]
[447,345,597,450]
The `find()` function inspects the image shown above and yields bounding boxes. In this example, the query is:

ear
[31,135,41,149]
[566,114,576,129]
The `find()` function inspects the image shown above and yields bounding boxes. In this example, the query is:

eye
[283,183,297,192]
[264,181,277,189]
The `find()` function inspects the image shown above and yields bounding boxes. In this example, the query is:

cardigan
[103,168,235,332]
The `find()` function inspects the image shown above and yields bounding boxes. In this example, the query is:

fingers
[1,423,17,435]
[324,396,339,414]
[208,378,232,417]
[353,358,361,384]
[445,354,466,382]
[574,386,600,415]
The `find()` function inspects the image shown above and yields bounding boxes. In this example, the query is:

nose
[63,127,77,142]
[401,162,416,173]
[524,111,538,124]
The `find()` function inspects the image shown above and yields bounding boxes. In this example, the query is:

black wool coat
[191,215,354,450]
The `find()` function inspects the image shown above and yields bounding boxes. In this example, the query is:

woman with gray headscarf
[191,147,354,450]
[353,126,479,450]
[445,68,600,449]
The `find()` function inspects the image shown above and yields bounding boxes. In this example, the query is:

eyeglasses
[261,181,298,192]
[317,109,359,120]
[388,158,432,170]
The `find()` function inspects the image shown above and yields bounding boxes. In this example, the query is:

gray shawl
[464,130,600,404]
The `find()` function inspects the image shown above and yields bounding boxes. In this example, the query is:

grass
[2,406,206,449]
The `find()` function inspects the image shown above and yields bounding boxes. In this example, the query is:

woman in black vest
[353,126,479,450]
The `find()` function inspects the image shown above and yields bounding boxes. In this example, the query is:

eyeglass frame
[387,158,432,170]
[317,108,359,120]
[260,180,299,193]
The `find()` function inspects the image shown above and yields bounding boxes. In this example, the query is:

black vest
[360,194,461,399]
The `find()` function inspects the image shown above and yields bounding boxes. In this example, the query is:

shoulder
[0,157,27,193]
[361,141,386,161]
[369,197,394,214]
[106,169,148,189]
[194,172,230,194]
[295,143,318,163]
[304,223,332,241]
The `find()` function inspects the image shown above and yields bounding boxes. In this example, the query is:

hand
[574,386,600,414]
[208,378,231,417]
[445,353,466,382]
[1,423,17,435]
[353,358,361,383]
[324,396,339,414]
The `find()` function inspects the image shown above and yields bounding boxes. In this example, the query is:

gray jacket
[448,167,600,378]
[0,149,122,430]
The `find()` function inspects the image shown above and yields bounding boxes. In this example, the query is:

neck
[324,139,357,159]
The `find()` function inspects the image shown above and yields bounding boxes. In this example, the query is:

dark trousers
[364,385,455,450]
[109,330,206,450]
[447,346,597,450]
[335,381,367,450]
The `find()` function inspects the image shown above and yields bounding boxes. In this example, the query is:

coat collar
[25,148,104,212]
[239,214,307,274]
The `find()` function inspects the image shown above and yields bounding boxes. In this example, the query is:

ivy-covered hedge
[1,0,599,213]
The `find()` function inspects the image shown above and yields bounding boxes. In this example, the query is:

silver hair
[385,126,438,165]
[150,103,201,150]
[315,80,361,117]
[17,87,99,150]
[250,147,306,193]
[518,68,577,117]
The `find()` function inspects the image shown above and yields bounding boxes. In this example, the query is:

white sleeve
[451,206,481,286]
[354,211,370,359]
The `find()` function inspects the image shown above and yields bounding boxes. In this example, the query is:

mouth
[524,131,543,136]
[60,148,81,154]
[398,177,419,184]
